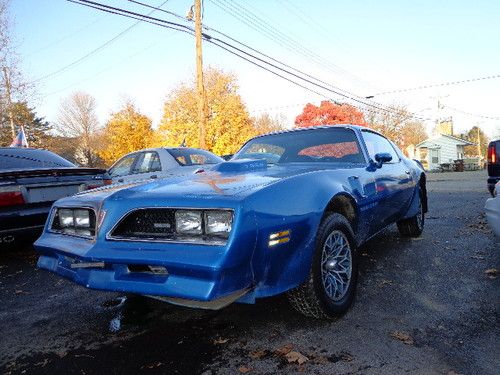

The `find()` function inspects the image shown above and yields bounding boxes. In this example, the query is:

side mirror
[374,152,392,167]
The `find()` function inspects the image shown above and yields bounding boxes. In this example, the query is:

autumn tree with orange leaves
[294,101,366,127]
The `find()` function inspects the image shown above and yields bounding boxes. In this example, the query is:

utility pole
[194,0,207,149]
[477,126,481,158]
[2,67,16,139]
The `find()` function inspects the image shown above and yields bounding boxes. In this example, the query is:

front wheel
[287,213,358,319]
[397,194,425,237]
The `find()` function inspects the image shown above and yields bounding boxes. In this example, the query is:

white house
[415,134,474,171]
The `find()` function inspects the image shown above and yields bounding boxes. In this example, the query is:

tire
[397,192,425,237]
[287,213,358,319]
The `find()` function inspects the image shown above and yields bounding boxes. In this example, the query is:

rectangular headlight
[52,208,96,238]
[175,210,202,234]
[205,210,232,237]
[74,209,90,227]
[59,209,74,227]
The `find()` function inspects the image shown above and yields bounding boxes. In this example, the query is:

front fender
[244,170,361,298]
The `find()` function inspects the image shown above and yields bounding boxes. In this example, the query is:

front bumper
[485,197,500,238]
[35,231,255,308]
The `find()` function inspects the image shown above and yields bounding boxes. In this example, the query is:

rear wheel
[397,193,424,237]
[287,213,358,319]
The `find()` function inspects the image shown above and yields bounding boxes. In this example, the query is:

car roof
[124,147,215,154]
[251,124,381,139]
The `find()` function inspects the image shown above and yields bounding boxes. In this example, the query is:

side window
[132,152,162,174]
[149,152,161,172]
[362,131,400,163]
[109,154,136,177]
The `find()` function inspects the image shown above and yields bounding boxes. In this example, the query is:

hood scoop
[213,158,268,173]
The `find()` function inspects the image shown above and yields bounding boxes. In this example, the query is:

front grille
[109,208,231,246]
[111,209,176,239]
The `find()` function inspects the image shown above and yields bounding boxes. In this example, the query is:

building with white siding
[415,134,474,171]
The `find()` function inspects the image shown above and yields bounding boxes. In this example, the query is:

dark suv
[487,140,500,196]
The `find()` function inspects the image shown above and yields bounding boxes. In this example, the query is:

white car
[485,182,500,238]
[108,147,223,183]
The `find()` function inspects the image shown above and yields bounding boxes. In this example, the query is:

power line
[68,0,431,122]
[367,74,500,97]
[443,105,500,121]
[275,0,389,89]
[208,0,374,91]
[124,0,422,120]
[33,0,170,83]
[130,1,369,103]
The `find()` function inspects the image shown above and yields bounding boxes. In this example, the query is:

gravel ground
[0,170,498,375]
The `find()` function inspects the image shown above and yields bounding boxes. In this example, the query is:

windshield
[233,127,365,164]
[167,148,223,166]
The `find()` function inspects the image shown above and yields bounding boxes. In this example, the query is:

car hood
[57,159,356,206]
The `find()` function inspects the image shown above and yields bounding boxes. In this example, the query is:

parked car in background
[487,139,500,196]
[35,125,427,319]
[485,181,500,238]
[0,148,110,246]
[108,147,223,183]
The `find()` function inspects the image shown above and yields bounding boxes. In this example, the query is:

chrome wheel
[321,230,352,301]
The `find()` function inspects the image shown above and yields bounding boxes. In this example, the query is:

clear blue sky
[9,0,500,137]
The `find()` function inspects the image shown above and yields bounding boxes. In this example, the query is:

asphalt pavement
[0,170,498,375]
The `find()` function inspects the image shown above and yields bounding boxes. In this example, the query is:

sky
[8,0,500,139]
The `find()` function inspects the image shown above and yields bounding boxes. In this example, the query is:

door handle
[405,170,411,175]
[150,175,158,179]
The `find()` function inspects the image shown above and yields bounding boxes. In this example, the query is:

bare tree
[364,104,427,151]
[57,91,100,166]
[252,112,287,135]
[1,0,33,140]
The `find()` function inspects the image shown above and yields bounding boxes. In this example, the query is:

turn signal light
[269,230,291,247]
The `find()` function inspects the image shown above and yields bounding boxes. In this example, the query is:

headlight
[175,210,202,234]
[59,209,74,227]
[205,210,232,237]
[173,209,233,241]
[74,209,90,227]
[52,208,96,238]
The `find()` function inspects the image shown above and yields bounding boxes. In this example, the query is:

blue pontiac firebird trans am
[35,125,427,319]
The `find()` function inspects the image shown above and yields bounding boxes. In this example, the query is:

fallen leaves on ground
[485,268,498,279]
[238,365,251,373]
[390,330,414,345]
[285,351,309,365]
[462,214,491,235]
[275,343,294,356]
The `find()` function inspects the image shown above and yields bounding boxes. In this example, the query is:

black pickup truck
[0,148,110,246]
[487,140,500,196]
